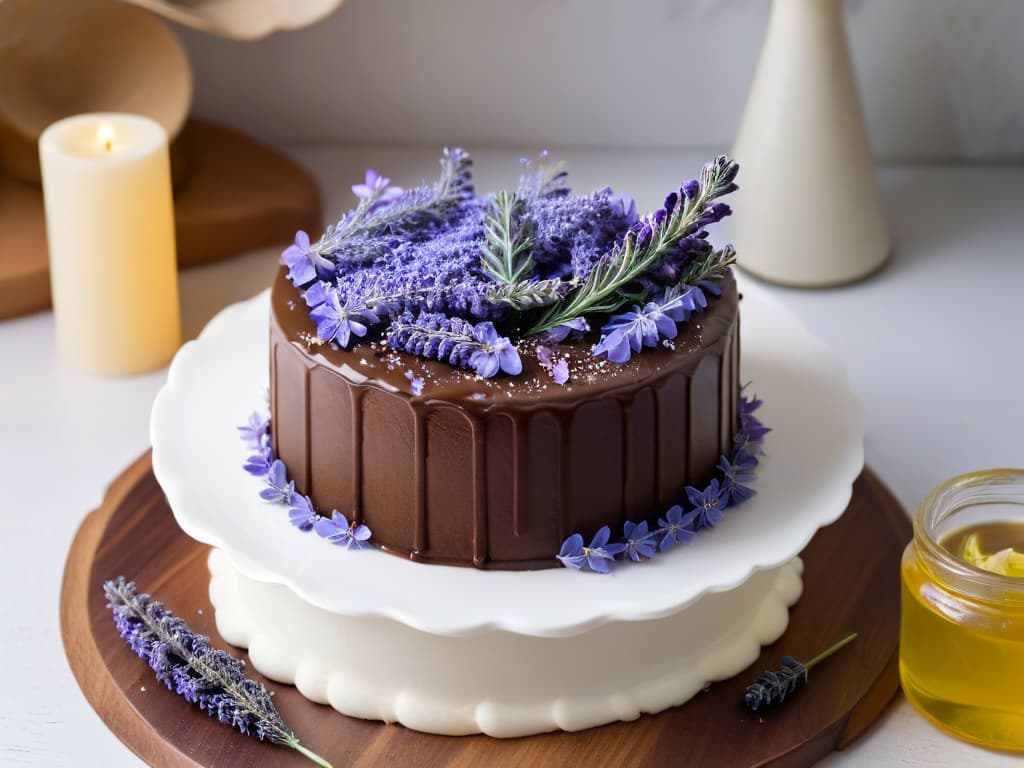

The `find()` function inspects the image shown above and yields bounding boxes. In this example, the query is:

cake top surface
[278,150,740,395]
[273,267,737,404]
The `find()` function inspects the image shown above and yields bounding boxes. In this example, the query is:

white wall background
[180,0,1024,161]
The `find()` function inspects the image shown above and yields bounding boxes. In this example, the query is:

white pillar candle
[39,113,181,376]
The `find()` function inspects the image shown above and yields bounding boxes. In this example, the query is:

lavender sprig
[386,313,521,377]
[527,155,738,335]
[744,632,858,711]
[104,578,332,768]
[312,148,474,262]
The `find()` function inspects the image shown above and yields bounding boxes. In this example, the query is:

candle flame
[97,123,116,153]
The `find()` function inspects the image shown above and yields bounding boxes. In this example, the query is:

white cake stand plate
[151,278,863,737]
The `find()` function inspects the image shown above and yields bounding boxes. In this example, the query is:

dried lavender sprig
[315,148,474,258]
[744,632,858,712]
[104,578,332,768]
[527,155,739,335]
[386,312,521,377]
[386,313,481,368]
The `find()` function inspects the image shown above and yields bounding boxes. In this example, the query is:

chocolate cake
[266,150,745,570]
[270,268,739,569]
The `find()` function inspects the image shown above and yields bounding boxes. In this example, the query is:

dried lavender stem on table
[104,577,332,768]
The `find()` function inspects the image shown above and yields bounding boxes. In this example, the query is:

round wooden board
[0,120,321,320]
[61,454,910,768]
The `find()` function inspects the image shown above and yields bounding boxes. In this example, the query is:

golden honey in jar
[900,469,1024,751]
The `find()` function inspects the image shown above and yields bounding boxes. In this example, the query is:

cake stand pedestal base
[61,452,910,768]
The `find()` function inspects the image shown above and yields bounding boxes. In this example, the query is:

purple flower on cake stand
[686,479,728,530]
[556,526,626,573]
[244,444,274,477]
[260,460,296,505]
[309,286,380,348]
[288,494,318,532]
[718,452,758,504]
[740,411,772,442]
[314,511,373,549]
[657,504,700,551]
[352,169,404,209]
[622,520,657,562]
[282,231,335,286]
[468,322,522,378]
[238,411,269,451]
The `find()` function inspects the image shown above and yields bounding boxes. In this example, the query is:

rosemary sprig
[480,190,535,287]
[487,276,573,310]
[105,578,332,768]
[744,632,858,712]
[671,244,737,294]
[315,148,473,258]
[527,155,738,335]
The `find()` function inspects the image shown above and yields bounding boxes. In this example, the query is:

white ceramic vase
[730,0,890,287]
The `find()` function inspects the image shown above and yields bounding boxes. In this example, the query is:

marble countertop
[1,145,1020,767]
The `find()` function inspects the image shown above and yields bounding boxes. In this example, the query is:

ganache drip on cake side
[264,151,748,569]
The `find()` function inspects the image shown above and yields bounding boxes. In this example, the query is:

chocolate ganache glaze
[270,267,741,570]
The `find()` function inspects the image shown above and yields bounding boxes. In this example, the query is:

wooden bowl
[124,0,344,41]
[0,0,192,185]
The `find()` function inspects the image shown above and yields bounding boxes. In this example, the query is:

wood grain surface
[61,454,910,768]
[0,120,320,320]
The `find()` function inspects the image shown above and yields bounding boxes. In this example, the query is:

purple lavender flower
[308,286,380,347]
[404,370,425,396]
[525,187,634,280]
[740,410,772,442]
[657,504,700,551]
[259,460,295,504]
[536,345,571,385]
[686,478,728,529]
[697,279,723,297]
[302,281,330,309]
[741,394,764,415]
[593,298,679,364]
[105,579,332,767]
[556,534,588,571]
[622,520,657,561]
[281,231,335,286]
[287,494,318,532]
[718,452,758,504]
[313,510,373,549]
[352,169,404,207]
[243,444,274,477]
[237,411,269,450]
[543,316,589,343]
[551,359,570,385]
[468,322,522,378]
[659,285,708,322]
[556,526,626,573]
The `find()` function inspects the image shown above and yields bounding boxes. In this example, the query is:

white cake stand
[151,278,863,737]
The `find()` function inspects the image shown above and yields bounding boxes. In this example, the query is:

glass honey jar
[900,469,1024,751]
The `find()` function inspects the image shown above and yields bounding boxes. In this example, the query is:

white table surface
[1,145,1021,767]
